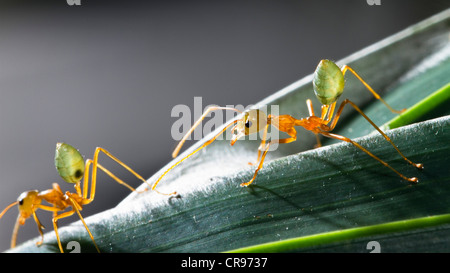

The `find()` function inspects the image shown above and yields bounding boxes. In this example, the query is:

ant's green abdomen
[54,142,85,183]
[313,59,345,105]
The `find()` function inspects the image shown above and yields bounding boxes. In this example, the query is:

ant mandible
[150,59,423,193]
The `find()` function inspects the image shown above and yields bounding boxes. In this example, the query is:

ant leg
[53,197,100,253]
[307,99,335,148]
[152,119,239,194]
[93,147,154,193]
[307,98,336,122]
[84,159,153,203]
[314,133,322,148]
[32,211,45,246]
[249,121,270,166]
[323,102,336,123]
[67,196,100,253]
[341,65,405,114]
[305,99,322,148]
[329,99,423,169]
[321,131,419,183]
[6,202,59,248]
[30,201,61,247]
[172,106,242,158]
[96,162,140,192]
[85,146,175,200]
[52,210,75,253]
[35,205,64,247]
[306,99,316,117]
[241,127,297,187]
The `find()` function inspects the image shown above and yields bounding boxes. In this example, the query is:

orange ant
[0,142,158,253]
[150,59,423,193]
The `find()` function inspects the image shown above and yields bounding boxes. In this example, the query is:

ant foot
[408,177,419,183]
[240,182,249,187]
[136,188,149,194]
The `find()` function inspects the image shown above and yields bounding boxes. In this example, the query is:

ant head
[231,109,267,145]
[16,190,42,225]
[55,142,85,184]
[0,190,42,226]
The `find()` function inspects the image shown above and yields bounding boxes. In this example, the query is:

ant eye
[239,109,267,135]
[18,199,24,206]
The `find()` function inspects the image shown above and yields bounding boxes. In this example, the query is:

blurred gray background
[0,0,448,252]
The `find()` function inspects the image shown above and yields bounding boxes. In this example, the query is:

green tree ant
[151,59,423,193]
[0,142,159,253]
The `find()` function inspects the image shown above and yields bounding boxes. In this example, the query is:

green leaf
[228,213,450,253]
[6,9,450,253]
[383,83,450,130]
